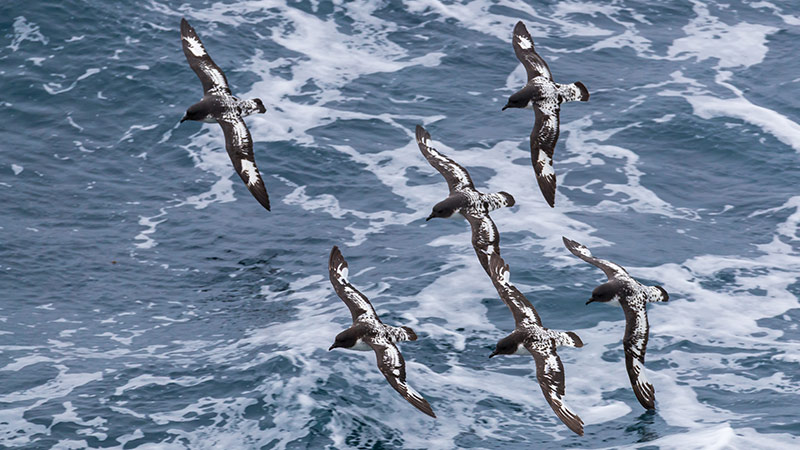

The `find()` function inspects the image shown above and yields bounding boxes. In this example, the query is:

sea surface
[2,1,800,448]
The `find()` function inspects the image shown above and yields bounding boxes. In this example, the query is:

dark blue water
[2,1,800,448]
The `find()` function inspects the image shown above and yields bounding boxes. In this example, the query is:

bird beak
[489,351,497,358]
[328,344,336,351]
[180,116,188,123]
[425,214,434,221]
[502,104,510,111]
[586,298,596,305]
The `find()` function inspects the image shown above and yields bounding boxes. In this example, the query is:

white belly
[349,340,372,352]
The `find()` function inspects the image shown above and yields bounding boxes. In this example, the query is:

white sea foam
[8,16,49,52]
[88,1,800,447]
[43,68,102,95]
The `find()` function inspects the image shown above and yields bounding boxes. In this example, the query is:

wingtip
[329,245,343,266]
[534,172,557,207]
[418,398,437,418]
[250,187,271,211]
[562,236,579,252]
[415,124,429,144]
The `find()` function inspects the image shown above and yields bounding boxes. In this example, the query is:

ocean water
[2,0,800,448]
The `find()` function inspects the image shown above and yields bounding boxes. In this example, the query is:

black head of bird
[426,196,461,221]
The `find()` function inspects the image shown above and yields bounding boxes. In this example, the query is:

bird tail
[558,82,589,103]
[557,331,584,348]
[483,192,515,211]
[649,286,669,302]
[399,326,418,341]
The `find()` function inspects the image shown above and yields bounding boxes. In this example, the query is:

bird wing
[562,236,629,280]
[487,253,542,327]
[416,125,474,194]
[512,21,553,81]
[464,212,500,276]
[328,246,378,322]
[526,340,584,436]
[531,107,560,208]
[180,18,231,95]
[366,337,436,418]
[621,299,656,410]
[217,115,270,211]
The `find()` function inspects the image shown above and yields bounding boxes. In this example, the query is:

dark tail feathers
[575,82,589,101]
[254,98,267,114]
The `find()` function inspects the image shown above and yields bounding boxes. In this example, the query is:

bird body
[487,253,584,436]
[562,237,668,410]
[179,18,270,210]
[327,246,435,418]
[416,125,515,276]
[504,21,589,207]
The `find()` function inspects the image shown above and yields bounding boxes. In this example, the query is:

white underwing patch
[239,159,259,186]
[184,36,205,57]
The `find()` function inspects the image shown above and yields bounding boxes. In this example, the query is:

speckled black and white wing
[416,125,474,194]
[488,254,542,327]
[180,18,230,95]
[621,299,655,410]
[366,337,436,418]
[217,115,270,211]
[329,246,378,323]
[464,213,500,275]
[526,340,584,436]
[562,236,629,280]
[531,107,560,208]
[512,21,552,81]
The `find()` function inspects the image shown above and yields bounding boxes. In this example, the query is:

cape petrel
[503,21,589,208]
[179,18,270,211]
[328,246,436,418]
[416,125,515,276]
[487,253,584,436]
[562,237,668,410]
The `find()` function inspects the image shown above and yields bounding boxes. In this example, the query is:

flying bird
[179,18,270,211]
[416,125,515,276]
[328,246,436,418]
[503,21,589,208]
[562,237,668,410]
[487,253,585,436]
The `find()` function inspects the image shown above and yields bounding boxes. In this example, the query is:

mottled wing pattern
[562,237,629,280]
[621,299,655,410]
[328,246,378,322]
[464,213,500,276]
[512,21,552,81]
[416,125,474,194]
[531,107,560,208]
[180,18,230,95]
[366,337,436,418]
[526,340,584,436]
[218,115,270,211]
[488,253,541,327]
